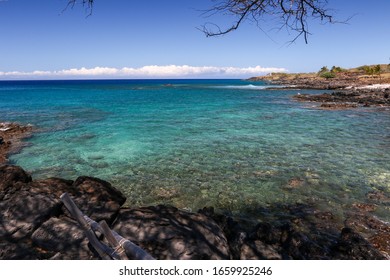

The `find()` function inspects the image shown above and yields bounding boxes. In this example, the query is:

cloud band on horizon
[0,65,287,79]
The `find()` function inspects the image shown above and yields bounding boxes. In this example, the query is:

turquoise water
[1,79,389,222]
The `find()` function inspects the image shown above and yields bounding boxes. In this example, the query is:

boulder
[0,165,127,259]
[0,166,61,241]
[0,165,32,195]
[199,207,246,259]
[332,228,386,260]
[70,176,127,222]
[31,176,127,223]
[240,240,282,260]
[344,211,390,258]
[284,177,305,189]
[112,205,231,260]
[0,241,38,260]
[0,191,61,240]
[31,217,97,260]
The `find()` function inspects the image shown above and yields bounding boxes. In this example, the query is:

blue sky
[0,0,389,79]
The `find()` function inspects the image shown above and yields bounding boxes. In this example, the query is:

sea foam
[215,84,281,90]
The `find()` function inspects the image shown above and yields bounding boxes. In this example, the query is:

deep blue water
[1,79,389,222]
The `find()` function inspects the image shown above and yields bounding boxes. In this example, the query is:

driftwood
[60,192,155,260]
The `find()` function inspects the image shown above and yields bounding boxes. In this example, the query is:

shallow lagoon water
[1,79,389,222]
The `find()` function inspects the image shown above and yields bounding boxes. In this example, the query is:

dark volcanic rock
[0,165,127,259]
[282,230,327,260]
[31,217,96,260]
[0,241,38,260]
[332,228,386,260]
[249,222,283,245]
[246,222,329,260]
[205,208,249,259]
[1,165,388,260]
[0,191,61,240]
[344,211,390,258]
[0,165,32,193]
[0,122,33,164]
[68,176,126,223]
[29,176,127,223]
[240,240,282,260]
[238,222,282,260]
[293,89,390,109]
[319,103,358,109]
[112,205,231,260]
[0,166,61,241]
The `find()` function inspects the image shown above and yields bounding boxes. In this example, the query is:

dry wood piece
[60,192,155,260]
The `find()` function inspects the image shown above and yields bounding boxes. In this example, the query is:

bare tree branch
[65,0,94,16]
[202,0,335,43]
[66,0,338,43]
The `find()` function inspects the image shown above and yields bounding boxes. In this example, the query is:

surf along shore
[249,64,390,110]
[1,69,390,260]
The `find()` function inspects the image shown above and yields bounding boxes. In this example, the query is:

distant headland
[249,64,390,109]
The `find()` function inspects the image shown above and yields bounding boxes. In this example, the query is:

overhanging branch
[202,0,335,43]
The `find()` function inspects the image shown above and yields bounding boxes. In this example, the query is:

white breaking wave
[217,84,283,90]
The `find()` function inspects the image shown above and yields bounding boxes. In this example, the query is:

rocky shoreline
[293,87,390,109]
[250,68,390,109]
[0,122,33,164]
[1,164,389,260]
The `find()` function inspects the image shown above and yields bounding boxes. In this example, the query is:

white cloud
[0,65,287,79]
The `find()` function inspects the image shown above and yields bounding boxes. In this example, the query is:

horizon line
[0,65,288,80]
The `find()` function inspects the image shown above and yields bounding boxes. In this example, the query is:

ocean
[1,79,389,223]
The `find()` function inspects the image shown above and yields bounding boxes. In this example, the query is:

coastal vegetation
[249,64,390,109]
[250,64,390,85]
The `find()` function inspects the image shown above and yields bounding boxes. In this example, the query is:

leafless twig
[202,0,335,43]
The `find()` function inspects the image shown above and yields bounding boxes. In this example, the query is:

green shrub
[362,65,381,75]
[318,66,329,74]
[320,71,336,79]
[330,66,345,73]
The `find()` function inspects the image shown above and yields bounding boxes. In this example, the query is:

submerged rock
[284,177,305,189]
[366,189,390,203]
